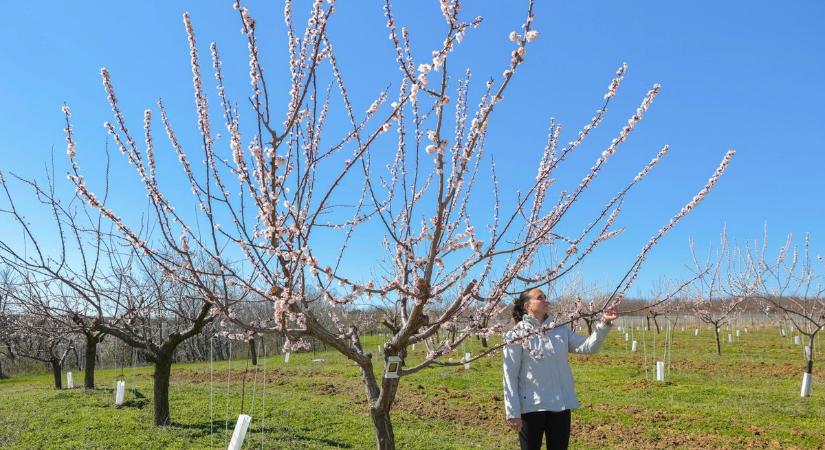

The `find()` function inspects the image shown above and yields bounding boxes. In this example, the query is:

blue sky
[0,1,823,298]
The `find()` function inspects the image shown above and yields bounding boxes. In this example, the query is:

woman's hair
[512,289,534,323]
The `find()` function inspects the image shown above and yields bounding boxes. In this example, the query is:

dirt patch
[173,368,292,385]
[385,382,505,429]
[579,354,804,379]
[574,402,818,449]
[570,419,773,450]
[311,382,341,396]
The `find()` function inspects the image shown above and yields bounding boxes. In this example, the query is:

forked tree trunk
[50,358,62,390]
[358,359,398,450]
[153,355,173,426]
[652,316,661,334]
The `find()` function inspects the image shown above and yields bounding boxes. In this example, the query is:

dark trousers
[519,409,571,450]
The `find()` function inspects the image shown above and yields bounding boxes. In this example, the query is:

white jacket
[502,315,612,419]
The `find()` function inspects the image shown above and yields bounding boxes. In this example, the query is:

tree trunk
[0,359,7,379]
[714,326,721,356]
[249,338,258,366]
[653,316,661,334]
[480,336,488,348]
[357,359,397,450]
[806,334,815,375]
[153,356,173,426]
[51,358,62,390]
[370,408,395,450]
[585,319,593,335]
[84,335,99,389]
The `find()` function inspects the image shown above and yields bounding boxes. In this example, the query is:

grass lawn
[1,326,823,449]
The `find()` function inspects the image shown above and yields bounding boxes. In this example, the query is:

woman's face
[525,288,550,318]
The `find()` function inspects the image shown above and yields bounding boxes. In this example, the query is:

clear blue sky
[1,1,823,297]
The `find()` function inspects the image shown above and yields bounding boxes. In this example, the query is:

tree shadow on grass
[131,388,147,399]
[109,389,148,409]
[168,421,354,448]
[120,398,148,409]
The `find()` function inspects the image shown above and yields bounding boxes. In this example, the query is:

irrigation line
[251,341,259,442]
[665,321,673,378]
[652,321,657,364]
[209,337,214,449]
[131,347,136,402]
[260,342,268,450]
[225,341,232,444]
[642,323,649,380]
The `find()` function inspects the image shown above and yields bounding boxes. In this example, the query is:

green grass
[1,327,823,449]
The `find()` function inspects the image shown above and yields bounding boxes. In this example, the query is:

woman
[502,287,617,450]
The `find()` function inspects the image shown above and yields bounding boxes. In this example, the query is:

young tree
[0,270,14,379]
[0,283,77,390]
[61,1,735,447]
[0,169,110,389]
[689,230,759,356]
[754,232,824,396]
[84,248,217,426]
[646,279,687,334]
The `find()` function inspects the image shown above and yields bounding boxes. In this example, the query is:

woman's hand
[601,306,618,323]
[506,418,523,432]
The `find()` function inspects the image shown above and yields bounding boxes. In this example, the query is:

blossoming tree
[0,281,77,390]
[688,228,761,356]
[753,232,824,396]
[61,0,735,447]
[0,169,110,389]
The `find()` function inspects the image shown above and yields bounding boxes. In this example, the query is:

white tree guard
[115,380,126,406]
[655,361,665,382]
[284,352,290,364]
[694,329,699,336]
[463,352,471,370]
[794,336,802,345]
[800,373,812,398]
[66,372,74,389]
[227,414,252,450]
[631,341,638,352]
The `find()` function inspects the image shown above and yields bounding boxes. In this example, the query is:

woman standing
[503,287,618,450]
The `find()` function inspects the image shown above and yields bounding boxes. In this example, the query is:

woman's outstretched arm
[568,307,618,354]
[567,321,613,354]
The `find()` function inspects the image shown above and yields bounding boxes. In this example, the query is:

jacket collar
[522,314,551,329]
